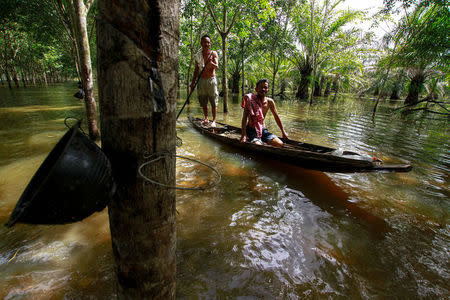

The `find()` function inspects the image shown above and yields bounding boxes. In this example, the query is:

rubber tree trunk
[221,33,229,113]
[405,73,425,105]
[97,0,178,298]
[241,40,245,96]
[72,0,100,141]
[4,67,12,89]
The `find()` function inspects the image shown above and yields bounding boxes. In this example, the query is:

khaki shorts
[198,77,218,108]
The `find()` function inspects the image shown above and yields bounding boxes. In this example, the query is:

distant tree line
[1,0,448,115]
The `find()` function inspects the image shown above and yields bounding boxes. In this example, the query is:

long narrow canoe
[188,116,412,173]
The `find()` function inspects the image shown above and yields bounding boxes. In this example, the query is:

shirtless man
[240,79,288,148]
[190,34,219,127]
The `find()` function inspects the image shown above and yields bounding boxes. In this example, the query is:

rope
[138,152,221,191]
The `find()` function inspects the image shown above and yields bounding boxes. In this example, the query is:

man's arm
[240,109,249,143]
[268,99,288,139]
[210,51,219,70]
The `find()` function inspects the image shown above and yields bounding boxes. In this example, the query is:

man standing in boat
[240,79,288,148]
[190,34,219,127]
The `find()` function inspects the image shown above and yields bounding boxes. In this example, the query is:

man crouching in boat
[240,79,288,148]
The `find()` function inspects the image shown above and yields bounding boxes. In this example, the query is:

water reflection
[0,85,449,298]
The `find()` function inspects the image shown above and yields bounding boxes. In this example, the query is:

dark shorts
[246,126,277,143]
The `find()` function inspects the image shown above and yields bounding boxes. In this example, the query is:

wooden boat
[188,116,412,173]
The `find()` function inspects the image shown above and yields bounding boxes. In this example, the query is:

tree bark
[405,73,425,105]
[390,87,400,100]
[205,0,239,114]
[221,32,228,113]
[71,0,100,140]
[240,39,245,96]
[231,68,240,93]
[31,69,36,85]
[324,78,331,97]
[4,67,12,89]
[97,0,178,298]
[296,62,312,100]
[313,77,321,96]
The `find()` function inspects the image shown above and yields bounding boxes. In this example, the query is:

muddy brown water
[0,84,448,298]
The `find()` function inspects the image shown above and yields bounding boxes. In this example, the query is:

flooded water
[0,84,449,299]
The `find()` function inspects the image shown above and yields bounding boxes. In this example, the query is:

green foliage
[0,0,99,82]
[388,4,449,70]
[291,0,365,98]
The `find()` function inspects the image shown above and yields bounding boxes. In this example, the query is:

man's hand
[282,132,289,140]
[240,135,247,143]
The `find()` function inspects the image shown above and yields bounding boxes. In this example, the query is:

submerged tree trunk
[405,73,425,105]
[4,68,12,89]
[390,87,400,100]
[21,71,27,88]
[71,0,100,141]
[31,69,36,85]
[42,69,48,85]
[98,0,178,298]
[332,75,339,101]
[231,68,240,93]
[296,62,312,100]
[324,78,331,97]
[12,65,20,88]
[313,77,321,96]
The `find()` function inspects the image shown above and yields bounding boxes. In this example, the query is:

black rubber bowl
[6,121,116,227]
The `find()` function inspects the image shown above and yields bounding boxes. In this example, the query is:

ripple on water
[231,187,339,289]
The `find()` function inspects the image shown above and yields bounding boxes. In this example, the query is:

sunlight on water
[0,155,46,212]
[0,105,82,114]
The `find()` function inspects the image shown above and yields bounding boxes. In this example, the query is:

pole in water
[176,51,213,120]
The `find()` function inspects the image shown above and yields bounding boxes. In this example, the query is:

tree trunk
[231,69,240,93]
[332,81,339,101]
[21,71,27,88]
[32,69,36,85]
[221,33,228,113]
[72,0,100,141]
[271,64,276,99]
[324,79,331,97]
[279,79,286,98]
[72,46,82,81]
[317,76,325,96]
[405,73,425,105]
[4,67,12,89]
[97,0,178,298]
[12,66,20,88]
[373,87,379,96]
[390,87,400,100]
[241,39,245,96]
[332,75,340,101]
[313,77,321,96]
[296,62,312,100]
[42,70,48,85]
